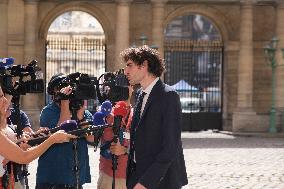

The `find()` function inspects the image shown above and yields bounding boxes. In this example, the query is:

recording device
[0,59,44,96]
[112,101,128,146]
[97,69,130,104]
[0,57,14,67]
[31,120,79,139]
[22,122,111,147]
[49,69,129,114]
[0,59,44,189]
[92,101,113,150]
[93,111,107,125]
[100,100,112,116]
[48,72,97,112]
[110,101,129,189]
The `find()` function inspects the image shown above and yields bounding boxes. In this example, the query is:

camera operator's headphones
[47,73,66,95]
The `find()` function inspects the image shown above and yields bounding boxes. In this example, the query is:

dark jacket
[127,79,188,189]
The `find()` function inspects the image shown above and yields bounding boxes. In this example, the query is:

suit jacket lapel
[138,79,163,127]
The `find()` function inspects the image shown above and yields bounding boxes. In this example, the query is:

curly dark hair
[120,45,165,77]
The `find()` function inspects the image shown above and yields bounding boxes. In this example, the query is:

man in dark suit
[117,45,188,189]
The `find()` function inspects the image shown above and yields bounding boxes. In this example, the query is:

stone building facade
[0,0,283,132]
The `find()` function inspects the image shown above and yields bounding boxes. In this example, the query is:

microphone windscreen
[0,57,14,67]
[59,120,78,132]
[93,112,106,126]
[101,100,112,116]
[113,101,128,117]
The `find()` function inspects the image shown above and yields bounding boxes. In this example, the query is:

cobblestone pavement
[27,131,284,189]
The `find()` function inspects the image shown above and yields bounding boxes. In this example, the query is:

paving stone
[26,131,284,189]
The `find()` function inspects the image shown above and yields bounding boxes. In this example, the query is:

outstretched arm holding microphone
[0,86,76,165]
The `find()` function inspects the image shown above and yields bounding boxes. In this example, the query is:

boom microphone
[0,57,14,67]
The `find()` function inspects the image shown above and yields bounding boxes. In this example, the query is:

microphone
[59,120,78,131]
[21,122,111,147]
[113,101,128,118]
[112,101,128,144]
[93,111,106,126]
[0,57,14,67]
[101,100,112,116]
[32,120,78,138]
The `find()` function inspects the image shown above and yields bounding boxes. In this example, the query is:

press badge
[123,132,130,140]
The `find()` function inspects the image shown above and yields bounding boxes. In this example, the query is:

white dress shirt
[140,77,159,117]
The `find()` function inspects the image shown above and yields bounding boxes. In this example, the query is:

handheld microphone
[101,100,112,116]
[113,101,128,118]
[32,120,78,138]
[93,111,106,126]
[59,120,79,131]
[112,101,128,144]
[20,123,111,147]
[0,57,14,67]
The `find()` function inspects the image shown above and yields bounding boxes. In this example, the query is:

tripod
[9,94,30,189]
[70,107,81,189]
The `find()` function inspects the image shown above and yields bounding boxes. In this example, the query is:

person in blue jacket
[35,73,94,189]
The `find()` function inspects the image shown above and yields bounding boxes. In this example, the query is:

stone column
[0,0,8,57]
[114,0,132,71]
[275,1,284,131]
[237,1,254,109]
[233,0,257,132]
[151,0,167,57]
[24,0,38,62]
[22,0,40,128]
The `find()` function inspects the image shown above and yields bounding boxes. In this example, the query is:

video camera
[0,59,44,96]
[50,69,129,112]
[50,72,97,111]
[97,69,129,104]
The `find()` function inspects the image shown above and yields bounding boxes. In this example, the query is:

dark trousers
[35,183,83,189]
[126,169,182,189]
[126,171,138,189]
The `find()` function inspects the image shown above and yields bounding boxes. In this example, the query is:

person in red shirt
[97,86,133,189]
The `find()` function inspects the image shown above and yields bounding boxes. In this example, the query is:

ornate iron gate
[164,40,223,131]
[45,35,106,112]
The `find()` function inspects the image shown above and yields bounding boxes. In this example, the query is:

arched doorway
[164,14,223,131]
[46,11,106,112]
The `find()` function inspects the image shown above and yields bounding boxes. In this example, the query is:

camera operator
[97,86,134,189]
[35,73,93,189]
[0,86,76,188]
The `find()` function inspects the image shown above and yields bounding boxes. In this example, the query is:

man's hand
[134,183,147,189]
[110,141,127,156]
[105,114,114,125]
